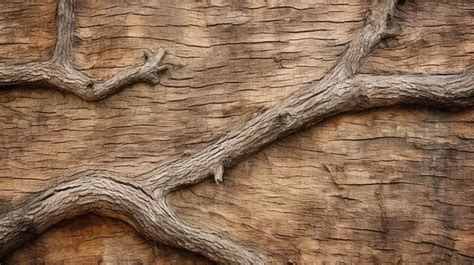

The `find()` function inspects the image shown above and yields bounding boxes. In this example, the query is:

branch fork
[0,0,167,101]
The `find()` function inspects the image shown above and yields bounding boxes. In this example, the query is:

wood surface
[0,0,472,264]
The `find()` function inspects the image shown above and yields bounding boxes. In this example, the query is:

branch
[322,0,397,82]
[352,73,474,108]
[0,172,154,256]
[0,172,266,264]
[93,49,167,100]
[51,0,75,66]
[3,73,469,262]
[144,0,400,193]
[0,0,167,101]
[145,72,473,194]
[158,200,266,264]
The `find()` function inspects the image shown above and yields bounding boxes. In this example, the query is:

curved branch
[0,0,167,101]
[0,172,266,264]
[0,172,155,257]
[159,199,266,264]
[0,50,166,101]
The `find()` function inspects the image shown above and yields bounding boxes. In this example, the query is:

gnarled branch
[0,0,167,101]
[0,171,265,264]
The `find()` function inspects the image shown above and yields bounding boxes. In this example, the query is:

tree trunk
[0,0,472,264]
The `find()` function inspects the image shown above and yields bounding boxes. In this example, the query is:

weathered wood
[170,106,474,264]
[6,214,212,264]
[0,0,167,101]
[0,0,472,264]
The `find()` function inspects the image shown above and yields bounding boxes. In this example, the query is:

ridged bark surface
[0,0,472,264]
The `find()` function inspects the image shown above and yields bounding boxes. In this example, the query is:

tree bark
[0,0,472,264]
[0,0,167,101]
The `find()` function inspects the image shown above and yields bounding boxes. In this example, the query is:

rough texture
[0,0,167,101]
[6,214,213,265]
[170,106,474,264]
[0,0,473,264]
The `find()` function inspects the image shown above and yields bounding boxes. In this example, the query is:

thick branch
[159,199,266,264]
[0,172,265,264]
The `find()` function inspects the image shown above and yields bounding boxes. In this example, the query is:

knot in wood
[86,80,94,88]
[277,109,294,125]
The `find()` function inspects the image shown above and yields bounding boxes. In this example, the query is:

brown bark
[0,0,472,264]
[0,0,167,101]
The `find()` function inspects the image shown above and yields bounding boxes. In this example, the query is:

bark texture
[0,0,473,264]
[0,0,167,101]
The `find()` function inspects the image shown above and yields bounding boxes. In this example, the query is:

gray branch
[0,0,167,101]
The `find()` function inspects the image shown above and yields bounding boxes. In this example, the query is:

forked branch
[0,0,167,101]
[0,172,264,264]
[1,0,472,264]
[144,72,473,195]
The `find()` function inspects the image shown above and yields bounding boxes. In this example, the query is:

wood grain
[0,0,472,264]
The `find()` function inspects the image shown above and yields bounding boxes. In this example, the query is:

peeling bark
[0,0,472,264]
